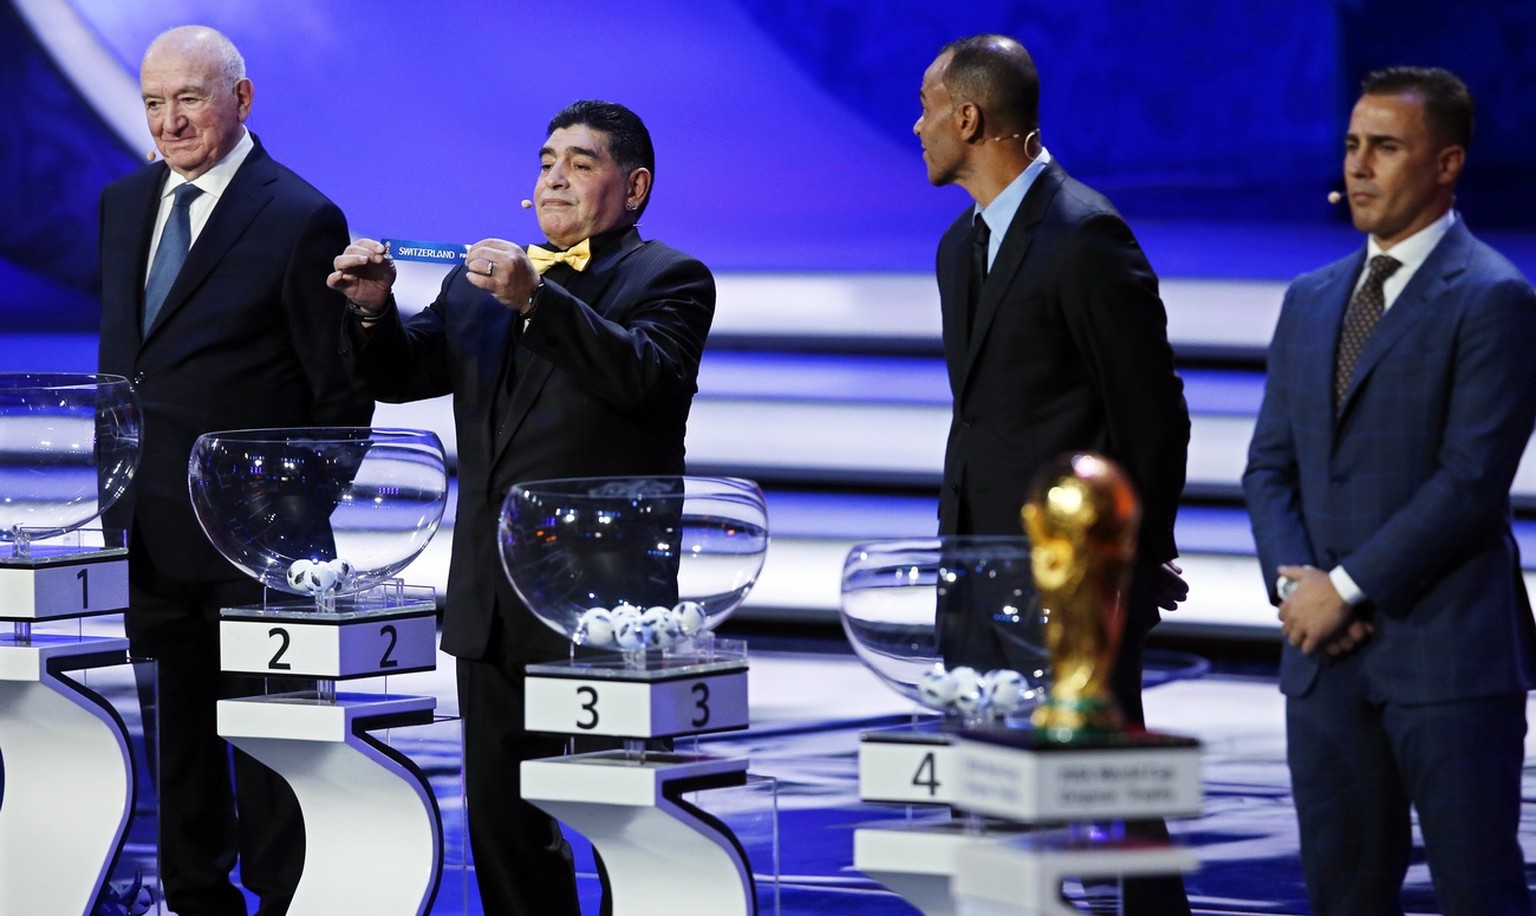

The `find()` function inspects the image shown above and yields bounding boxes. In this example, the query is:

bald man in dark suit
[98,25,371,916]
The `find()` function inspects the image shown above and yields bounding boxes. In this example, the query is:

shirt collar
[160,128,254,201]
[1366,207,1456,272]
[975,147,1053,236]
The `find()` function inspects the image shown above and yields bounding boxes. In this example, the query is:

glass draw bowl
[500,476,769,652]
[840,536,1050,719]
[0,372,141,554]
[187,427,447,603]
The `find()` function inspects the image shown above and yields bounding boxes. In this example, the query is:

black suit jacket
[343,228,715,662]
[98,136,373,581]
[936,160,1189,634]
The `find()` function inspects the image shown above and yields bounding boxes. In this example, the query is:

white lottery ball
[613,612,646,650]
[303,562,339,595]
[575,607,615,647]
[673,600,707,636]
[286,559,314,591]
[325,558,356,586]
[917,667,957,710]
[643,606,682,648]
[634,609,669,648]
[949,666,986,716]
[983,668,1028,714]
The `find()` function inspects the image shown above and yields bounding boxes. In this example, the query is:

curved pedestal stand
[948,728,1203,915]
[523,751,756,916]
[954,834,1198,916]
[218,693,442,916]
[855,821,999,916]
[854,724,978,914]
[0,635,133,916]
[522,652,761,914]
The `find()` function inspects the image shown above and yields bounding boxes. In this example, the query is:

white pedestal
[854,819,1027,916]
[953,831,1199,916]
[523,751,757,916]
[217,692,442,916]
[0,634,133,916]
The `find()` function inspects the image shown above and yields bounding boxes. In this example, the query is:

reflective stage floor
[56,625,1536,915]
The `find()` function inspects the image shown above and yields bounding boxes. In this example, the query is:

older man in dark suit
[915,33,1192,915]
[1245,67,1536,915]
[97,25,372,916]
[330,99,714,915]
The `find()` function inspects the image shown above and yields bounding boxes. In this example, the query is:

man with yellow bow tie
[329,99,716,916]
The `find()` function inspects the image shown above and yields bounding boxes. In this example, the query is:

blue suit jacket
[1244,217,1536,703]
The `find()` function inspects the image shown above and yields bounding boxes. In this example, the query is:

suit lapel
[961,161,1058,381]
[1301,255,1360,445]
[111,167,166,348]
[489,230,645,468]
[143,143,278,343]
[1337,222,1469,419]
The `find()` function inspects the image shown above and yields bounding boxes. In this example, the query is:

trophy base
[954,727,1203,822]
[1030,695,1124,741]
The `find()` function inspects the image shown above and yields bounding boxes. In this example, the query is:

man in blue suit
[1244,67,1536,915]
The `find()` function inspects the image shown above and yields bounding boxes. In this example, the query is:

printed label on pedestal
[220,613,436,678]
[0,559,129,619]
[859,738,958,805]
[525,669,749,738]
[957,742,1202,821]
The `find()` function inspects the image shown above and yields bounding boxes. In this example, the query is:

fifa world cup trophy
[1023,453,1139,740]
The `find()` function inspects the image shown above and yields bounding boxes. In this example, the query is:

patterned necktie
[143,183,204,333]
[966,215,990,334]
[1334,253,1401,410]
[526,238,592,274]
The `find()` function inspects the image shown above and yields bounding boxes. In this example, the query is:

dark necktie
[967,215,991,334]
[1334,253,1401,410]
[143,183,204,333]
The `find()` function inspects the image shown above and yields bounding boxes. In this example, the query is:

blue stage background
[3,0,1534,331]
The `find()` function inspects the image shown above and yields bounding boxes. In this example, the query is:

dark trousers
[1287,657,1530,916]
[126,544,305,916]
[457,634,585,916]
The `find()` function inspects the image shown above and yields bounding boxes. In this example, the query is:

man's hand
[1321,618,1374,657]
[465,239,540,313]
[328,239,397,312]
[1277,564,1359,656]
[1152,560,1188,611]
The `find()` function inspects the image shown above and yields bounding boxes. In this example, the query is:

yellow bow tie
[525,238,591,274]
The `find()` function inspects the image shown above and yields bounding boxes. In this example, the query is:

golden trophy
[1024,452,1139,741]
